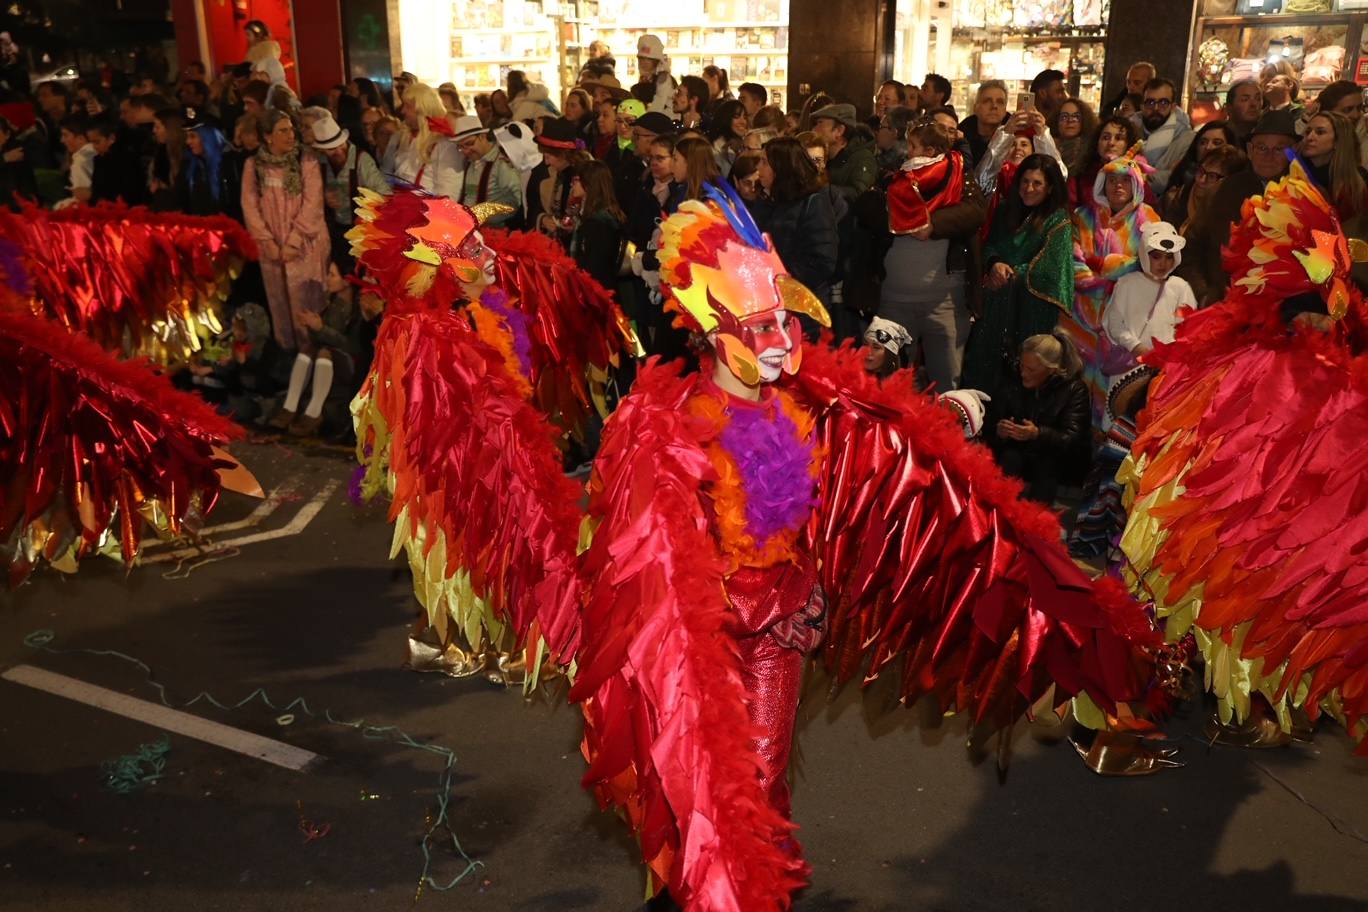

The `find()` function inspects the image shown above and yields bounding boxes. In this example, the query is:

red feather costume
[1120,162,1368,751]
[347,188,636,654]
[0,202,256,362]
[0,301,243,585]
[351,183,1158,909]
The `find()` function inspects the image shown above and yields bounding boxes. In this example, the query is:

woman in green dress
[961,154,1074,396]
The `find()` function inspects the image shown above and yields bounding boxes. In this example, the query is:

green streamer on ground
[102,736,170,794]
[22,628,482,897]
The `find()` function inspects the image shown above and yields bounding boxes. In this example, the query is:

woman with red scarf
[876,118,985,391]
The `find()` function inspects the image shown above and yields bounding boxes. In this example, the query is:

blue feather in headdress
[703,179,768,251]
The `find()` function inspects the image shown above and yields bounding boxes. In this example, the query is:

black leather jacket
[985,372,1091,479]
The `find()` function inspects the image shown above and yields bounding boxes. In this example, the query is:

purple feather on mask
[717,399,817,545]
[480,287,533,380]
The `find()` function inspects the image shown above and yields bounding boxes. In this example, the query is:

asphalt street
[2,440,1368,912]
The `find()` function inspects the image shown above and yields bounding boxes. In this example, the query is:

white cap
[637,34,665,61]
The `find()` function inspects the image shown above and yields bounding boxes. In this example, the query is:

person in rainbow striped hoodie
[1062,142,1159,428]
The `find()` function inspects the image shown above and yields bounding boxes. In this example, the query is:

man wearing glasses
[452,116,522,226]
[1130,77,1193,196]
[1186,109,1298,306]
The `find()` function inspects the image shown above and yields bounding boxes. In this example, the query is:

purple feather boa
[480,288,533,380]
[0,238,32,296]
[717,397,817,545]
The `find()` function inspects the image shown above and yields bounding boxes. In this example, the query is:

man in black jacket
[87,118,148,205]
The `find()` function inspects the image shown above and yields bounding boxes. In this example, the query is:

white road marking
[140,479,341,565]
[139,478,301,552]
[1,665,321,772]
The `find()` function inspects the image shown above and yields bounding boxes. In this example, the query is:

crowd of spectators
[3,28,1364,534]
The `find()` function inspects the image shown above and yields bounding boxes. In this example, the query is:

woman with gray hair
[241,109,330,353]
[983,331,1090,503]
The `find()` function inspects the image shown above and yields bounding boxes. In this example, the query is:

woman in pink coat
[241,110,330,350]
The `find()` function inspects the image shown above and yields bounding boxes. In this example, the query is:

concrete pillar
[788,0,885,118]
[1102,0,1198,103]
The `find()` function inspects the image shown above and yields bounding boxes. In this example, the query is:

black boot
[643,889,681,911]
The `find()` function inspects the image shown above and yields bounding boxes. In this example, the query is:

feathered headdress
[1224,159,1368,321]
[658,181,829,382]
[347,187,511,305]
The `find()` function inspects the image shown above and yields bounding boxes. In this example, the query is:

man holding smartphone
[1030,69,1068,121]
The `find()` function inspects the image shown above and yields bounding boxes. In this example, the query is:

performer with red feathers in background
[1119,159,1368,754]
[0,205,260,586]
[348,187,638,681]
[349,178,1168,911]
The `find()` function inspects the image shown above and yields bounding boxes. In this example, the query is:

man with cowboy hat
[452,114,521,226]
[309,109,389,263]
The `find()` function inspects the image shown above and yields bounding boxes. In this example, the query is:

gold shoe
[1202,712,1294,749]
[405,635,490,678]
[1072,731,1183,776]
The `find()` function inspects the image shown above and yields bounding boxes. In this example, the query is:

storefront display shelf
[1186,10,1364,103]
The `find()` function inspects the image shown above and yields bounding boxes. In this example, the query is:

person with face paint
[1063,142,1160,426]
[568,181,1161,909]
[340,172,1164,910]
[348,186,638,682]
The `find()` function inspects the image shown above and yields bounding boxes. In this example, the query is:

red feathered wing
[0,202,256,359]
[787,343,1158,729]
[1120,162,1368,750]
[0,309,243,586]
[352,302,587,659]
[571,360,806,912]
[482,227,639,434]
[1129,326,1368,751]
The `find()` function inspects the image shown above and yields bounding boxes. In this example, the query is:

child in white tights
[269,261,357,436]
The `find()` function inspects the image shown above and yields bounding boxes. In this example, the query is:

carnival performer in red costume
[1120,159,1368,752]
[0,201,256,362]
[350,178,1166,909]
[0,236,255,586]
[348,188,636,678]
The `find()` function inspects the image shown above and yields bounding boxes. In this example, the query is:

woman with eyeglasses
[795,131,828,179]
[1048,97,1096,177]
[1159,120,1236,222]
[1170,145,1247,308]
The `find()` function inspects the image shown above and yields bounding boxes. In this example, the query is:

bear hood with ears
[1139,220,1185,277]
